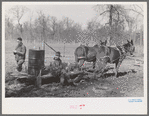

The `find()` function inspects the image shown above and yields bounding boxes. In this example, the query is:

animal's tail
[79,45,87,60]
[74,48,79,62]
[74,45,87,60]
[83,46,87,60]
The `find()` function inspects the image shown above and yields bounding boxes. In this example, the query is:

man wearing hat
[13,37,26,72]
[53,51,62,68]
[42,51,63,75]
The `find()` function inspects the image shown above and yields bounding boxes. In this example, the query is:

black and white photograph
[2,2,147,114]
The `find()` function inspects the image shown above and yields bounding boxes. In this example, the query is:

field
[5,40,144,97]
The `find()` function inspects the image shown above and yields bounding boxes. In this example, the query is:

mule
[74,40,107,69]
[96,39,135,77]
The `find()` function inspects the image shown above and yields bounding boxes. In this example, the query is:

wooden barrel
[28,49,45,76]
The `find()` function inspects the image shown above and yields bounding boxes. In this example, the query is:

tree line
[5,4,144,46]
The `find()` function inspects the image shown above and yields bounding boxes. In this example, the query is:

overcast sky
[3,2,145,30]
[4,3,98,29]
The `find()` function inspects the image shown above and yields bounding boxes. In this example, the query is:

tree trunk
[140,30,143,46]
[109,5,113,45]
[43,18,45,50]
[18,23,23,38]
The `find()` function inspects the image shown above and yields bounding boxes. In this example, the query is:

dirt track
[5,56,144,97]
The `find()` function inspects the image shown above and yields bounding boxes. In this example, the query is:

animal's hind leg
[93,60,96,69]
[115,60,122,77]
[78,59,85,70]
[113,63,117,77]
[75,55,79,63]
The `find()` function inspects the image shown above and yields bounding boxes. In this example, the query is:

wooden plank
[36,69,42,88]
[10,72,28,76]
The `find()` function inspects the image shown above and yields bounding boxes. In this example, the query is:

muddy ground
[5,56,144,97]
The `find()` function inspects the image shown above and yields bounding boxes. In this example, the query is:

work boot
[17,68,22,72]
[17,66,22,72]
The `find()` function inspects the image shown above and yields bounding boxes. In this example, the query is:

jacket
[52,58,63,69]
[14,43,26,61]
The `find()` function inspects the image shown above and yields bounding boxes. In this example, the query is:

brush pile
[5,61,106,97]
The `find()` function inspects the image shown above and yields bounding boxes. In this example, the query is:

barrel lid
[29,49,45,51]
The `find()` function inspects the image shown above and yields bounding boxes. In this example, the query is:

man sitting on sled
[41,51,86,86]
[42,51,63,79]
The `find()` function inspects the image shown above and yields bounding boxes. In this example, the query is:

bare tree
[9,5,29,37]
[93,4,144,45]
[5,15,14,40]
[61,17,75,41]
[87,19,101,32]
[29,11,34,41]
[49,16,58,40]
[35,11,50,43]
[94,5,125,41]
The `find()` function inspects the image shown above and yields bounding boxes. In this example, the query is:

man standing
[13,37,26,72]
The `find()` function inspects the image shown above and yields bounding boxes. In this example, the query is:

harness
[117,45,126,62]
[99,45,126,64]
[78,56,86,59]
[77,45,87,60]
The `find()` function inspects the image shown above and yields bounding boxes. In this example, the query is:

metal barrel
[28,49,45,76]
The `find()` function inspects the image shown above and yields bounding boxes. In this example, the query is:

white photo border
[2,2,147,114]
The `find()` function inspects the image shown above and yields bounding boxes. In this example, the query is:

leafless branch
[10,5,29,24]
[123,8,144,17]
[100,10,110,15]
[133,5,137,11]
[134,13,142,22]
[112,7,120,22]
[135,4,143,12]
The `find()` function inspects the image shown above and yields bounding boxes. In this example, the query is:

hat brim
[55,55,62,57]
